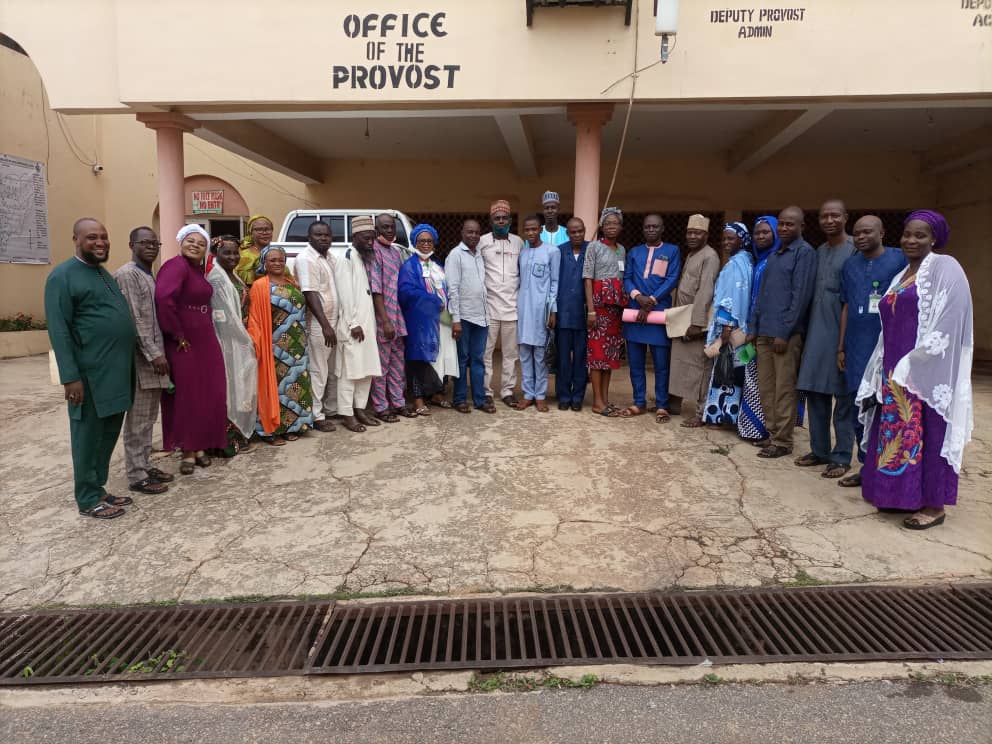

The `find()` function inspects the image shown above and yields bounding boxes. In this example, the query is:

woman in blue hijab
[736,216,779,443]
[398,224,446,415]
[701,222,754,426]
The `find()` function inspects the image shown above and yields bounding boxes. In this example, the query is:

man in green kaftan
[45,218,137,519]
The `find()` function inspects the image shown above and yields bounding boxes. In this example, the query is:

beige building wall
[936,159,992,357]
[5,0,987,110]
[0,47,307,318]
[308,152,932,213]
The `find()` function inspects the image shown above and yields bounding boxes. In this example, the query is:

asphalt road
[3,680,989,744]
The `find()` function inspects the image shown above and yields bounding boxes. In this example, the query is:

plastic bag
[713,344,736,388]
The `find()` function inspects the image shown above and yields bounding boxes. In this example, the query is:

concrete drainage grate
[1,584,990,685]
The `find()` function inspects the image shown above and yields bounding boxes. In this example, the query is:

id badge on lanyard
[867,281,881,314]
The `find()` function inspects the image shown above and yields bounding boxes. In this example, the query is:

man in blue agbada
[623,214,681,423]
[554,217,589,411]
[516,214,560,412]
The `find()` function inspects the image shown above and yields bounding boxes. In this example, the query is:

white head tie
[176,224,210,245]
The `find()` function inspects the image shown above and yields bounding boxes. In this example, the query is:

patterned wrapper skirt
[736,358,769,441]
[587,278,624,371]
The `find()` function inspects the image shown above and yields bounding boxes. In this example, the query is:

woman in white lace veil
[855,210,973,530]
[207,236,259,455]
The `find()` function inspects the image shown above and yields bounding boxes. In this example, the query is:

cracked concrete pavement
[1,354,990,610]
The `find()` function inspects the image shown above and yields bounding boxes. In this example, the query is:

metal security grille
[408,211,726,261]
[408,212,490,259]
[741,210,911,247]
[2,584,989,685]
[616,212,725,253]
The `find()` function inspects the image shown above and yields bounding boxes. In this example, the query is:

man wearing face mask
[479,199,524,408]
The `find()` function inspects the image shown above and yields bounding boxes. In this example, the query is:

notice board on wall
[0,153,50,264]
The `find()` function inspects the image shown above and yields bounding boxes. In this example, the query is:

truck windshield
[393,218,409,247]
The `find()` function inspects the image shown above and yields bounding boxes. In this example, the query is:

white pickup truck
[270,209,415,266]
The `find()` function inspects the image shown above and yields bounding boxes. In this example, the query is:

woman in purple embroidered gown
[155,225,228,474]
[857,211,973,530]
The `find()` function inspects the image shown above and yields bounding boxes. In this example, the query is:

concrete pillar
[136,113,198,260]
[567,103,614,240]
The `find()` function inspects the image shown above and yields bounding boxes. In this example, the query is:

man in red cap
[479,200,524,408]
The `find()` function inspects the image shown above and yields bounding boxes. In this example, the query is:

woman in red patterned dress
[582,208,626,416]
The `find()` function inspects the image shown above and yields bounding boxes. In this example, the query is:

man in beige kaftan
[670,214,720,426]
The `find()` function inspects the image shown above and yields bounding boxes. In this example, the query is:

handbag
[713,343,737,388]
[705,328,747,359]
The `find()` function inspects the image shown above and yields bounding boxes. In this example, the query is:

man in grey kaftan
[796,200,858,477]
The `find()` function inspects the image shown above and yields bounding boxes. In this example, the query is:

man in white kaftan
[332,216,383,433]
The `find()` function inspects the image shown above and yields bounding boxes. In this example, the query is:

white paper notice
[0,153,50,264]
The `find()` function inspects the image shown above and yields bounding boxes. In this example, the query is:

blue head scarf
[708,226,756,344]
[723,222,752,254]
[750,215,780,307]
[410,223,439,249]
[752,215,780,260]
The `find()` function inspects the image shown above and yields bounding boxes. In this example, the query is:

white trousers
[337,376,372,417]
[307,324,338,420]
[483,319,519,399]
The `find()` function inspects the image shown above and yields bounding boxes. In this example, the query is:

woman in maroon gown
[155,225,228,474]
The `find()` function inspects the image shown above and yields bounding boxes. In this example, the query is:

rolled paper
[622,308,667,325]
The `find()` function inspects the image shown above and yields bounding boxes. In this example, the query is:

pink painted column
[136,113,198,260]
[567,103,614,240]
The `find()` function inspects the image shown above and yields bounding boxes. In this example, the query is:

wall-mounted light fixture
[654,0,679,63]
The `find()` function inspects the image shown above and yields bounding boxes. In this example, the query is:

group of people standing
[649,202,972,533]
[45,197,973,532]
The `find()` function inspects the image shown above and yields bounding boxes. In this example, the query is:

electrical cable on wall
[55,112,97,167]
[186,141,318,208]
[601,0,641,210]
[38,78,51,184]
[599,2,678,210]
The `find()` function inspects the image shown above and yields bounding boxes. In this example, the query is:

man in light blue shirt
[540,190,569,248]
[517,214,559,412]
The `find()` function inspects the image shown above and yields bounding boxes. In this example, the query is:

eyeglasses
[252,226,273,233]
[133,240,163,248]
